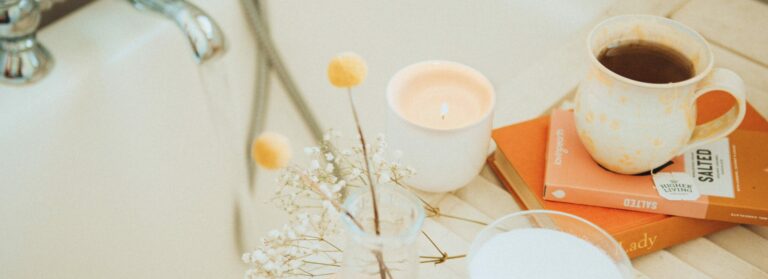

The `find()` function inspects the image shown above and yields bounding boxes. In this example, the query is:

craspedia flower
[251,132,292,170]
[327,52,367,88]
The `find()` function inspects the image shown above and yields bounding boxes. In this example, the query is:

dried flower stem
[346,88,382,235]
[248,132,482,278]
[429,212,489,226]
[422,230,446,256]
[302,260,341,267]
[345,88,388,279]
[393,179,489,226]
[300,174,392,279]
[300,175,364,230]
[420,255,466,264]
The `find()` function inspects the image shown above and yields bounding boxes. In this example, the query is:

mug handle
[684,68,747,151]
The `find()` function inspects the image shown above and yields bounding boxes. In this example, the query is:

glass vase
[340,185,425,279]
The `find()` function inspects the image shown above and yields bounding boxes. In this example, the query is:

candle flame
[440,102,449,120]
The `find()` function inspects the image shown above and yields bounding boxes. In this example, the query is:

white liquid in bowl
[469,228,623,279]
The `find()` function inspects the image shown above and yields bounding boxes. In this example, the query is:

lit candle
[386,61,495,192]
[440,102,449,120]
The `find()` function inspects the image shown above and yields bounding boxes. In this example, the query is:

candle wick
[440,102,449,120]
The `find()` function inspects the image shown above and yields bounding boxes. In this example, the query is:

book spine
[543,184,698,218]
[544,185,768,226]
[704,203,768,226]
[490,159,734,258]
[613,216,732,258]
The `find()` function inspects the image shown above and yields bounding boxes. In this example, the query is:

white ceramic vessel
[386,61,495,192]
[575,15,746,174]
[0,1,256,277]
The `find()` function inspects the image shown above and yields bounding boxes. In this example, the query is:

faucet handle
[0,0,53,85]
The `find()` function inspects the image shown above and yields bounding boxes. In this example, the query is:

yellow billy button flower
[251,132,292,170]
[327,52,367,88]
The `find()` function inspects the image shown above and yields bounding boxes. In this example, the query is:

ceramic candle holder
[386,61,495,192]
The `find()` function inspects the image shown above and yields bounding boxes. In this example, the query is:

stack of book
[489,92,768,258]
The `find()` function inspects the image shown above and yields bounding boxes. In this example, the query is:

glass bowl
[468,210,633,279]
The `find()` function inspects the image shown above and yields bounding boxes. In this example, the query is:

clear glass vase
[340,185,425,279]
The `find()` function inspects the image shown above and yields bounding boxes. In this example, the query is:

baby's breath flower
[323,200,338,215]
[244,131,417,278]
[379,172,391,183]
[309,160,320,170]
[241,252,252,264]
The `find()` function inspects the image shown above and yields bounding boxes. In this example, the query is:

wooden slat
[418,263,462,279]
[706,226,768,272]
[634,269,652,279]
[711,45,768,118]
[454,176,522,219]
[493,34,589,126]
[747,225,768,239]
[479,166,502,186]
[431,194,494,242]
[606,0,689,17]
[411,188,450,207]
[419,220,470,278]
[633,250,712,279]
[673,0,768,66]
[493,0,689,127]
[667,238,768,278]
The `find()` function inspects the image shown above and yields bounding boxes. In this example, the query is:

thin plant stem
[392,179,438,212]
[422,230,445,256]
[295,268,337,277]
[435,213,489,226]
[394,179,488,226]
[299,175,391,279]
[320,238,343,252]
[302,260,341,267]
[300,175,364,230]
[346,88,381,236]
[346,88,387,279]
[420,255,466,264]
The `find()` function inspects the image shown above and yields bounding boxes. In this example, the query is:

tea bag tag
[652,172,701,201]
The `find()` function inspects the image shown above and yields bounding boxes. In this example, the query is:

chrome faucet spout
[0,0,53,85]
[130,0,225,64]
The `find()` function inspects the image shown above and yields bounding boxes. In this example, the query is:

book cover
[490,117,732,259]
[488,91,757,258]
[545,108,768,225]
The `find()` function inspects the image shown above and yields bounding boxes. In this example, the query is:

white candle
[469,228,624,279]
[386,61,495,192]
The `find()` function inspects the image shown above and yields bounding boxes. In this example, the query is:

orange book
[488,92,757,258]
[545,108,768,225]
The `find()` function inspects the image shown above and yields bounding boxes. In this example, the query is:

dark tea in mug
[598,41,694,84]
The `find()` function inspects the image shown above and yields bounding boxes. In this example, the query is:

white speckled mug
[575,15,746,174]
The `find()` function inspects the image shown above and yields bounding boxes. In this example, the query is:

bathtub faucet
[130,0,226,64]
[0,0,225,85]
[0,0,53,85]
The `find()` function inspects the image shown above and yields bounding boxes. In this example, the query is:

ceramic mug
[575,15,746,174]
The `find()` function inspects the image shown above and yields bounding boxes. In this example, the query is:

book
[544,108,768,225]
[488,91,756,258]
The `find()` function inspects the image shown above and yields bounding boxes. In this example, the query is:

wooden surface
[419,0,768,278]
[254,0,768,277]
